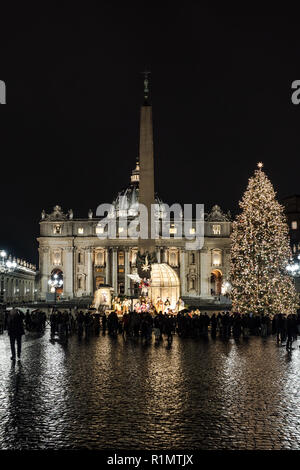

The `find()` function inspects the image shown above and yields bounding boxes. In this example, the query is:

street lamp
[0,251,17,274]
[286,261,300,276]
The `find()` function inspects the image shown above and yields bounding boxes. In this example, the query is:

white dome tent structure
[149,263,180,310]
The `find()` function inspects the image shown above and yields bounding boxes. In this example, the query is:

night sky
[0,6,300,265]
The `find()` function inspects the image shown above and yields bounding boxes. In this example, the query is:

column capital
[64,246,74,252]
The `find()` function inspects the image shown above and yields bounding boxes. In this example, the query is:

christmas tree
[230,163,298,315]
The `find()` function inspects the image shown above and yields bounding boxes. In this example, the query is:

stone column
[39,247,50,300]
[197,250,201,295]
[156,247,161,263]
[105,248,111,285]
[200,249,209,297]
[86,247,94,295]
[163,248,168,263]
[64,247,74,299]
[124,247,130,295]
[180,250,186,296]
[112,247,118,295]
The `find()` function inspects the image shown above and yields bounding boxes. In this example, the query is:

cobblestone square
[1,330,300,450]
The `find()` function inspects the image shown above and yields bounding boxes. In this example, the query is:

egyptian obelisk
[138,72,156,257]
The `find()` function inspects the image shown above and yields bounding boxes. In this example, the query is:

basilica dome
[111,161,165,218]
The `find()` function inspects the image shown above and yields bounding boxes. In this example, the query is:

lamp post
[0,250,7,271]
[0,251,18,274]
[286,258,300,277]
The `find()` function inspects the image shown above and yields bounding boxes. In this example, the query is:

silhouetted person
[286,315,294,352]
[7,308,25,361]
[0,307,5,334]
[102,313,107,333]
[164,315,173,345]
[25,309,31,331]
[210,313,217,337]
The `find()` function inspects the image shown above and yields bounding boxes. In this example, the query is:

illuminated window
[212,249,222,266]
[291,221,298,230]
[212,224,221,235]
[189,227,195,235]
[78,227,84,234]
[118,227,125,234]
[96,276,105,289]
[118,251,124,266]
[53,224,61,234]
[95,251,104,266]
[96,226,104,234]
[169,251,177,266]
[169,227,177,234]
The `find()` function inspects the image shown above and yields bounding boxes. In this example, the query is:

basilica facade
[37,87,232,307]
[37,182,232,306]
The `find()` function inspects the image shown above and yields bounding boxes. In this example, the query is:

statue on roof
[43,205,68,221]
[205,205,231,222]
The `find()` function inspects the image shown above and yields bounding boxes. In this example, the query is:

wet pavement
[0,329,300,450]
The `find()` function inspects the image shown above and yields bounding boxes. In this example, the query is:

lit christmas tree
[230,163,298,315]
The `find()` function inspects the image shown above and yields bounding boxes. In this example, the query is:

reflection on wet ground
[0,330,300,449]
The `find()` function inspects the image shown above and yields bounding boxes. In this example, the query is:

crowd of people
[1,306,300,361]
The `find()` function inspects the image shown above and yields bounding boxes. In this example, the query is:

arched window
[190,253,195,264]
[189,278,195,290]
[211,269,223,296]
[96,251,104,266]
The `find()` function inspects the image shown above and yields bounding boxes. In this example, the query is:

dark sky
[0,5,300,265]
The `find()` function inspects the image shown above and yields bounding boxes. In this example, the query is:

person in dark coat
[7,308,25,361]
[286,314,294,352]
[210,313,217,337]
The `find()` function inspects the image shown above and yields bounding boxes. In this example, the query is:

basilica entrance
[211,269,222,296]
[50,268,64,299]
